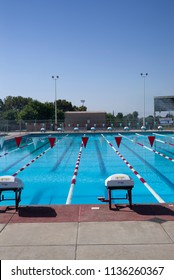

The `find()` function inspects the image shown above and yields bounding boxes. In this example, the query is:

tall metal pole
[52,75,59,130]
[140,73,148,127]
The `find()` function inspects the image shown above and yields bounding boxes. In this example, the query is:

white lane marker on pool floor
[66,142,83,205]
[101,134,165,203]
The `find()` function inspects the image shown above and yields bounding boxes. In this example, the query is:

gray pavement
[0,221,174,260]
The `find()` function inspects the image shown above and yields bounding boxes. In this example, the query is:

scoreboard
[154,95,174,112]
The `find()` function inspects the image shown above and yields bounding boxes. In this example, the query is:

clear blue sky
[0,0,173,117]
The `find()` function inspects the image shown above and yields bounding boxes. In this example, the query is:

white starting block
[99,174,134,209]
[0,176,23,211]
[105,174,134,187]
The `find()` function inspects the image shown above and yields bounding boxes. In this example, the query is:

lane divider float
[0,142,33,158]
[0,135,51,158]
[12,135,68,177]
[136,133,155,147]
[66,142,84,204]
[120,133,174,163]
[101,134,165,203]
[153,132,174,140]
[152,133,174,147]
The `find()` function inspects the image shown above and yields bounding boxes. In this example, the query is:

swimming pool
[0,132,174,207]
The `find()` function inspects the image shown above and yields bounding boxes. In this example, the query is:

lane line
[2,141,49,173]
[51,138,75,172]
[66,142,83,204]
[153,132,174,139]
[94,139,107,174]
[12,135,68,177]
[152,133,174,146]
[122,141,174,191]
[0,134,52,158]
[101,134,165,203]
[120,133,174,163]
[0,142,33,158]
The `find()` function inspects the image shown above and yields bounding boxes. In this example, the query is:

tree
[0,99,4,120]
[57,109,65,120]
[132,111,139,119]
[3,96,32,111]
[124,113,133,121]
[106,113,116,124]
[78,105,87,111]
[19,104,38,120]
[3,109,17,120]
[116,112,123,120]
[57,99,74,111]
[43,102,54,120]
[0,99,4,109]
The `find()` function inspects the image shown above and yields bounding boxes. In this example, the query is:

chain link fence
[0,118,174,133]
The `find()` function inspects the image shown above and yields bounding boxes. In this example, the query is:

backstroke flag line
[82,136,89,148]
[15,136,22,147]
[115,136,122,148]
[48,137,56,148]
[148,136,155,147]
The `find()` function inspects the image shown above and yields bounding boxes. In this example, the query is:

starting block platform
[98,174,134,209]
[0,176,23,211]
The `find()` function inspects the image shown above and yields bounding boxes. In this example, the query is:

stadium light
[52,75,59,130]
[140,73,148,127]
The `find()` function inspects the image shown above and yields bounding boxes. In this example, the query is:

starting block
[0,176,23,211]
[98,174,134,209]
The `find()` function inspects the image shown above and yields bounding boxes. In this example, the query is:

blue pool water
[0,132,174,206]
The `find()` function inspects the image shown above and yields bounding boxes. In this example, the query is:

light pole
[140,73,148,127]
[52,75,59,130]
[81,100,85,106]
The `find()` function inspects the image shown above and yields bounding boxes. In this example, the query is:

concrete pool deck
[0,204,174,260]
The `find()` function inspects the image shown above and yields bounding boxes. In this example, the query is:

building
[64,111,106,129]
